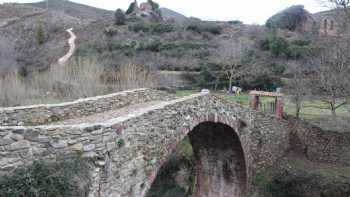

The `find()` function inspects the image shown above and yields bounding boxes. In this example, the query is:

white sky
[0,0,330,24]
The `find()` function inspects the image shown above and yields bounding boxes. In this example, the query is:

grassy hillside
[0,0,114,75]
[28,0,113,22]
[0,3,82,74]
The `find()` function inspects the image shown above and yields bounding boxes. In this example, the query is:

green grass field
[176,90,350,132]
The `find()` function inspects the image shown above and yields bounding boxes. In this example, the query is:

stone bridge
[1,89,349,197]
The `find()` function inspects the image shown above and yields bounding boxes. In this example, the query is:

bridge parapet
[1,89,349,197]
[0,93,207,176]
[0,88,176,126]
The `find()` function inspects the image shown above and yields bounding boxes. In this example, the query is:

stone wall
[0,88,176,126]
[0,92,292,197]
[97,95,291,197]
[290,119,350,165]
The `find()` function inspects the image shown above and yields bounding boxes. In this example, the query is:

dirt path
[58,28,77,65]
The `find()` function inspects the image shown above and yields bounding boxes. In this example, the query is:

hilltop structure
[126,0,163,22]
[266,5,350,36]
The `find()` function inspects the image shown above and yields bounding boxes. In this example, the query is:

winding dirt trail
[58,28,77,65]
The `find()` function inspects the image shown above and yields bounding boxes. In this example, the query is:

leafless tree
[320,0,350,22]
[284,61,310,119]
[215,36,254,93]
[309,37,350,118]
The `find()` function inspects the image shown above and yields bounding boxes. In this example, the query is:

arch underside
[188,122,247,197]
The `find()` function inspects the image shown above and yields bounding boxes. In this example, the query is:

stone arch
[188,122,248,197]
[145,117,248,197]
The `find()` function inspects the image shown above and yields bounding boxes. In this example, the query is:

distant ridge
[27,0,113,21]
[160,7,187,22]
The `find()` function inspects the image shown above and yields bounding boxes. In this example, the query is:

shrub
[258,169,350,197]
[269,37,289,57]
[36,21,46,45]
[128,23,150,33]
[270,63,286,75]
[115,9,126,25]
[260,36,311,59]
[264,171,314,197]
[150,23,174,34]
[104,26,119,37]
[144,40,162,52]
[186,23,223,35]
[228,20,243,25]
[128,23,174,34]
[0,158,92,197]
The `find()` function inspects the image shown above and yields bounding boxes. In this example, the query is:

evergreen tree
[126,1,137,15]
[115,9,126,25]
[36,21,45,45]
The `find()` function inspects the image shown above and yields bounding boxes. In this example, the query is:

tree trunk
[296,105,301,119]
[331,107,337,119]
[295,97,301,119]
[330,101,337,119]
[229,77,233,94]
[214,78,219,91]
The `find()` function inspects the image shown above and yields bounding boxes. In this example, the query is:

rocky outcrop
[126,0,163,22]
[266,5,316,33]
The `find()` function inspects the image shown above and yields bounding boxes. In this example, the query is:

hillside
[0,0,113,75]
[160,7,188,23]
[0,3,82,74]
[28,0,113,22]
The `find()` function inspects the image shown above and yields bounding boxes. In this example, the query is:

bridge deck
[50,101,162,126]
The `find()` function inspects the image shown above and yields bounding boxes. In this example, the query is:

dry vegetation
[0,58,157,107]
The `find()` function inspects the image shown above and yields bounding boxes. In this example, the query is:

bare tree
[284,61,310,119]
[215,36,254,93]
[321,0,350,22]
[309,37,350,118]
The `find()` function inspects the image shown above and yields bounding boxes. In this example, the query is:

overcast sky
[0,0,330,24]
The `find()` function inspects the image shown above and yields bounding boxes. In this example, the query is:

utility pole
[46,0,49,10]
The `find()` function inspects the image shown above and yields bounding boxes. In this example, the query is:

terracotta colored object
[249,90,284,119]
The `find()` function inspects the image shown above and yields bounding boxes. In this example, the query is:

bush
[36,21,46,45]
[269,37,289,57]
[186,23,223,35]
[104,26,119,37]
[128,23,174,34]
[0,158,92,197]
[144,40,162,52]
[150,23,174,34]
[115,9,126,25]
[257,169,350,197]
[265,171,313,197]
[128,23,150,33]
[260,36,311,59]
[228,20,243,25]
